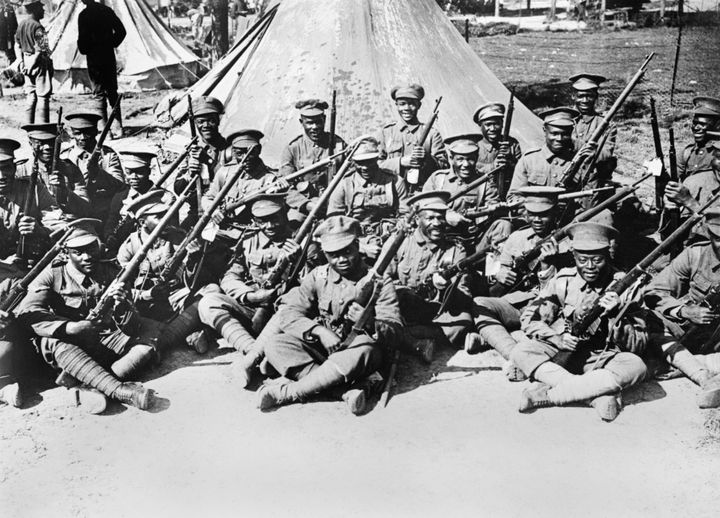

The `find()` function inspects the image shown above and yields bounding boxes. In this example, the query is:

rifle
[498,90,515,199]
[511,173,652,280]
[187,94,203,217]
[88,94,122,167]
[327,89,337,185]
[155,146,260,286]
[463,186,618,219]
[87,179,196,322]
[222,147,348,215]
[678,282,720,354]
[406,96,442,189]
[17,154,40,260]
[49,107,66,206]
[558,54,654,189]
[447,164,504,204]
[650,97,668,209]
[151,136,199,189]
[571,192,720,339]
[662,125,683,250]
[334,220,409,352]
[0,218,101,314]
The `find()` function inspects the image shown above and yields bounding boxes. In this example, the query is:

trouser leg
[473,296,521,359]
[198,292,255,352]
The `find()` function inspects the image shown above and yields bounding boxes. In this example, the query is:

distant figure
[0,0,17,64]
[15,0,52,123]
[77,0,126,138]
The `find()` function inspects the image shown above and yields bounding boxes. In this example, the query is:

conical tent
[155,0,543,167]
[47,0,203,93]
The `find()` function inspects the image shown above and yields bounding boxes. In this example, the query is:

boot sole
[0,383,22,408]
[257,386,280,411]
[591,396,620,422]
[698,385,720,409]
[134,389,155,411]
[343,389,367,416]
[74,388,108,415]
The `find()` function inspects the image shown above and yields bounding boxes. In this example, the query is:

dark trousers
[87,53,120,123]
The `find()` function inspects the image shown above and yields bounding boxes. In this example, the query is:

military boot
[696,371,720,409]
[216,316,255,353]
[503,360,527,382]
[341,373,383,415]
[464,332,485,355]
[590,394,621,422]
[519,383,554,413]
[478,324,516,360]
[0,381,21,408]
[232,351,262,389]
[257,362,344,411]
[73,387,108,415]
[112,382,155,411]
[54,343,122,397]
[111,344,156,380]
[185,329,211,355]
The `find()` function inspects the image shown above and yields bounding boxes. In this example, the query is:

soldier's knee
[197,292,233,326]
[606,352,647,387]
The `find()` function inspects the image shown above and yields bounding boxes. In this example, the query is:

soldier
[392,191,473,361]
[77,0,127,137]
[21,122,88,217]
[472,102,522,199]
[470,187,572,375]
[116,190,212,354]
[328,137,407,260]
[507,107,593,204]
[0,274,27,407]
[510,222,648,421]
[17,221,156,413]
[198,193,301,381]
[0,137,57,259]
[677,96,720,179]
[279,98,347,177]
[62,111,127,235]
[15,0,52,124]
[377,83,445,191]
[105,147,157,252]
[174,96,229,225]
[258,216,402,415]
[643,209,720,408]
[665,131,720,241]
[423,134,504,250]
[569,73,617,182]
[0,0,18,64]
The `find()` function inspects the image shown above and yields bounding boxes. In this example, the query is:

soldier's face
[32,140,54,163]
[574,90,598,114]
[0,161,16,194]
[233,145,261,168]
[254,212,287,240]
[417,209,446,242]
[526,209,556,237]
[67,242,101,275]
[125,168,151,191]
[450,152,478,180]
[711,148,720,172]
[692,116,715,143]
[143,214,164,234]
[71,128,97,151]
[325,241,360,277]
[544,125,573,154]
[194,114,220,142]
[353,159,378,179]
[479,118,502,142]
[300,115,325,142]
[573,251,608,284]
[395,99,420,123]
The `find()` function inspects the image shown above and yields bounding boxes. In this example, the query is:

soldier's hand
[18,216,38,235]
[410,145,425,165]
[0,309,13,328]
[446,210,470,227]
[66,320,101,338]
[400,156,415,168]
[246,288,277,305]
[268,178,290,193]
[539,240,558,264]
[281,240,302,260]
[186,238,203,255]
[346,302,365,323]
[494,155,509,168]
[211,209,225,225]
[495,265,518,287]
[107,282,130,305]
[559,332,580,351]
[665,181,693,207]
[359,239,381,261]
[578,142,596,159]
[680,304,719,326]
[663,193,678,210]
[598,292,620,314]
[432,272,449,291]
[312,325,342,353]
[142,284,171,302]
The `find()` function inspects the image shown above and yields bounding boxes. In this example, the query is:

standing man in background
[15,0,52,124]
[77,0,126,138]
[0,0,17,64]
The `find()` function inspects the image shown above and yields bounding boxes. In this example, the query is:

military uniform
[15,1,52,123]
[259,216,402,415]
[280,132,347,177]
[0,275,28,407]
[507,145,575,203]
[677,97,720,179]
[510,222,647,421]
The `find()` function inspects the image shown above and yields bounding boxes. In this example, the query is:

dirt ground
[2,24,720,518]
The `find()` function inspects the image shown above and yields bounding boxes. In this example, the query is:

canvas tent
[155,0,543,167]
[47,0,203,93]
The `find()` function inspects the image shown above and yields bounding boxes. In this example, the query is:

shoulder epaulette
[288,134,304,144]
[383,121,397,129]
[524,147,542,155]
[556,266,577,277]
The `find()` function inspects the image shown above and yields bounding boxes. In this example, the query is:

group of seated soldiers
[0,75,719,423]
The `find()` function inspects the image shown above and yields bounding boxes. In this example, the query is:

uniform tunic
[0,177,58,259]
[201,160,277,220]
[279,132,347,177]
[377,120,446,187]
[327,168,408,231]
[507,146,576,203]
[678,141,715,180]
[475,136,522,199]
[77,2,126,95]
[174,136,229,202]
[677,169,720,240]
[423,168,499,214]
